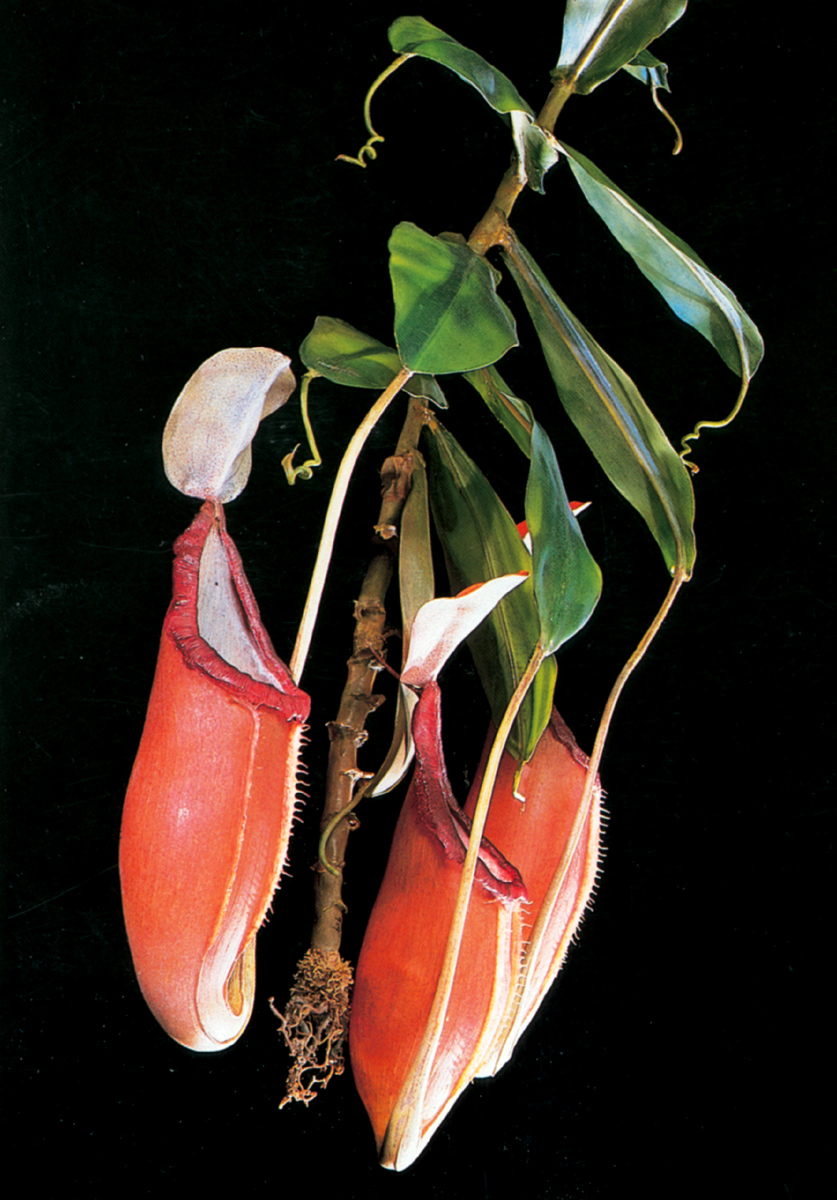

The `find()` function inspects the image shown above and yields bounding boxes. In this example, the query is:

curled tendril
[336,133,385,169]
[336,53,413,168]
[318,774,374,877]
[651,87,684,155]
[679,376,749,474]
[283,370,322,484]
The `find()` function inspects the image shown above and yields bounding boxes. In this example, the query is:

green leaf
[389,16,533,116]
[525,421,602,656]
[299,316,447,406]
[503,233,695,575]
[622,48,670,91]
[463,365,534,458]
[388,16,558,193]
[389,223,517,374]
[368,455,435,797]
[406,375,448,408]
[510,112,561,195]
[424,418,555,764]
[560,145,765,383]
[399,455,436,653]
[554,0,687,95]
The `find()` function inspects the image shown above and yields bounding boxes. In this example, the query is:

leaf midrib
[505,236,686,568]
[565,150,752,378]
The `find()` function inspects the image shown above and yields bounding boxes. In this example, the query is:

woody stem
[310,396,429,954]
[467,78,574,257]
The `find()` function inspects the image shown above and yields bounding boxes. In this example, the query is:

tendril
[283,370,322,484]
[679,375,749,474]
[290,367,414,682]
[652,87,684,155]
[318,775,374,877]
[336,53,413,167]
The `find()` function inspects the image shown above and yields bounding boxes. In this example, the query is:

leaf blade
[299,315,447,406]
[388,17,558,193]
[369,455,434,797]
[555,0,687,95]
[622,47,670,91]
[389,16,533,116]
[424,418,556,763]
[526,421,602,656]
[390,224,517,375]
[561,144,765,381]
[502,233,695,574]
[463,366,534,458]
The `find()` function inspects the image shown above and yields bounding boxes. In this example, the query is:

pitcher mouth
[166,499,308,720]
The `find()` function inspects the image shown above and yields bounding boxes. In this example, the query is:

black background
[2,3,829,1196]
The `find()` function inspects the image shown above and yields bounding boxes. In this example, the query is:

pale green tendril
[283,370,322,484]
[290,367,414,682]
[336,54,413,168]
[679,375,748,475]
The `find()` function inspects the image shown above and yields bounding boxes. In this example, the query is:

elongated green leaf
[399,456,436,656]
[510,111,561,195]
[390,224,517,374]
[424,418,555,763]
[503,233,695,575]
[299,316,447,406]
[561,145,764,382]
[388,17,558,193]
[526,421,602,655]
[623,47,670,91]
[390,15,533,116]
[555,0,687,95]
[369,455,435,797]
[463,365,534,458]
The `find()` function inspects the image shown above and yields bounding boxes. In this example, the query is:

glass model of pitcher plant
[119,4,762,1172]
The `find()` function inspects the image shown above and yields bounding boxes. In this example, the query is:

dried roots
[271,948,353,1107]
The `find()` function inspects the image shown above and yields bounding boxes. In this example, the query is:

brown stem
[467,163,526,257]
[277,397,429,1106]
[537,75,575,137]
[310,396,429,953]
[467,76,575,258]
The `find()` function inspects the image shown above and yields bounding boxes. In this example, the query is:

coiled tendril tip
[336,53,413,169]
[679,375,751,474]
[283,371,322,485]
